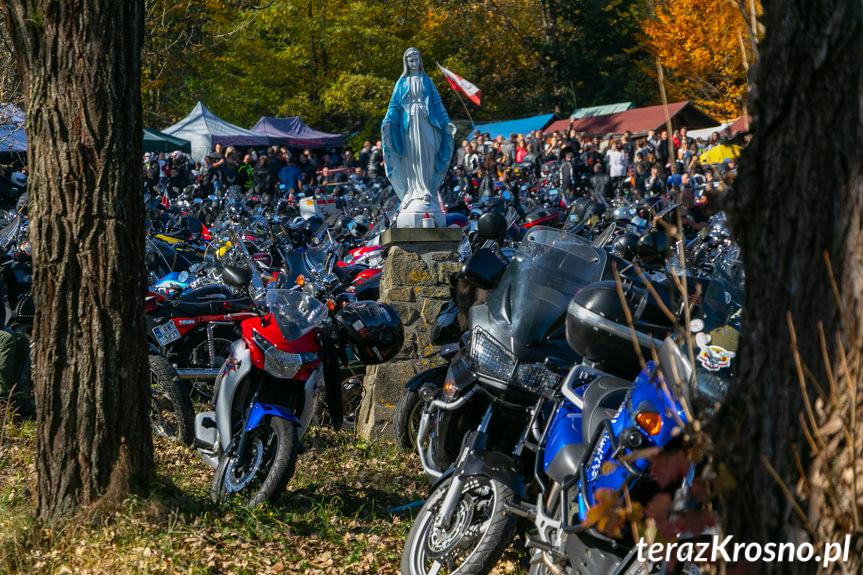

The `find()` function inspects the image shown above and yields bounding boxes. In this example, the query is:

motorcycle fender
[431,450,526,499]
[246,402,301,431]
[216,339,253,452]
[404,365,448,391]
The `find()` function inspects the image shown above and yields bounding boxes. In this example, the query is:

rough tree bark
[0,2,152,520]
[724,1,863,572]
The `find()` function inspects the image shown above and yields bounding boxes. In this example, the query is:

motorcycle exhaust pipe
[176,368,222,380]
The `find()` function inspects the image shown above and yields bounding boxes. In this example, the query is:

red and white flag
[436,63,481,106]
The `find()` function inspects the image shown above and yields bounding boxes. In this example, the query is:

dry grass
[0,419,528,574]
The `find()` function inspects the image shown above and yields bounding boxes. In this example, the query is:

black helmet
[477,210,507,241]
[636,231,670,265]
[335,301,404,365]
[227,202,247,223]
[611,233,639,261]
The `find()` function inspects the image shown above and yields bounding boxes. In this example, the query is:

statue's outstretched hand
[382,122,400,158]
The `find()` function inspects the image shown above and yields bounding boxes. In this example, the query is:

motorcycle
[523,245,741,574]
[194,266,404,506]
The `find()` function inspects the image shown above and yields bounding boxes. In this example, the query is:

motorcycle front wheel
[401,474,518,575]
[210,416,299,507]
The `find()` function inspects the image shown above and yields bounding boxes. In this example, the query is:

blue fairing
[542,384,587,473]
[246,403,301,432]
[574,362,690,522]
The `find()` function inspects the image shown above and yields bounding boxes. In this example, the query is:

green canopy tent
[143,126,191,153]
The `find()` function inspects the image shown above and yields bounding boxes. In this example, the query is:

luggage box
[299,195,338,219]
[566,280,672,377]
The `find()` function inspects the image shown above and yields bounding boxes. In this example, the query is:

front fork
[434,403,494,528]
[233,378,265,466]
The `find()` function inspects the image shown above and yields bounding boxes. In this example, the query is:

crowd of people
[144,121,744,227]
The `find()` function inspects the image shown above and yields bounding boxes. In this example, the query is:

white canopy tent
[162,102,267,163]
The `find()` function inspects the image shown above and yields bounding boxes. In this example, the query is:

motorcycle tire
[393,389,422,452]
[149,353,195,445]
[210,416,299,507]
[401,474,518,575]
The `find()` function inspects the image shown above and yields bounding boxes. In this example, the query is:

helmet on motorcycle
[611,206,631,223]
[334,301,404,365]
[348,214,370,238]
[611,233,639,261]
[227,202,247,222]
[477,210,507,241]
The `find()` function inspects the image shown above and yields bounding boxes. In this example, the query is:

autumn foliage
[641,0,758,120]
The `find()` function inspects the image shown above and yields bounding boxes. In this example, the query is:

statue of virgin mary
[382,48,456,226]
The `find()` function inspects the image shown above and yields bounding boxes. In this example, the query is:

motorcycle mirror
[208,195,218,202]
[502,190,512,200]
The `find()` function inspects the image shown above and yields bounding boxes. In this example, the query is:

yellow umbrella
[699,143,742,165]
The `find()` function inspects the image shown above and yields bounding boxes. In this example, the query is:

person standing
[606,139,629,192]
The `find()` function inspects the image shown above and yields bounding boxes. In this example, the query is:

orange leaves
[642,0,758,119]
[585,488,628,538]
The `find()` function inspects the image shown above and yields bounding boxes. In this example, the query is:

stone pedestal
[357,235,461,440]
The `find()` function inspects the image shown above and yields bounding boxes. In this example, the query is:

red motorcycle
[194,266,403,506]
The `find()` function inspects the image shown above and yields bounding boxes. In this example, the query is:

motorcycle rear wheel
[393,389,422,452]
[149,353,194,445]
[401,474,518,575]
[210,416,299,507]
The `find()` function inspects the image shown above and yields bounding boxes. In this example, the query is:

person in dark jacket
[589,162,612,200]
[253,156,275,198]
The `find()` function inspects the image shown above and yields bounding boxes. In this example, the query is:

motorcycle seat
[581,375,630,445]
[166,297,249,319]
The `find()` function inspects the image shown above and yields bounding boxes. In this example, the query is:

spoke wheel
[149,353,194,444]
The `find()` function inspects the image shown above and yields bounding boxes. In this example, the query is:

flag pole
[453,88,476,131]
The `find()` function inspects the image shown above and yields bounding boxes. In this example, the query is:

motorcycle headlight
[470,327,516,382]
[264,347,302,379]
[253,331,303,379]
[515,363,560,391]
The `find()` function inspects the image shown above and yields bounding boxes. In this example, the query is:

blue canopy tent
[162,102,267,163]
[0,104,27,154]
[249,116,344,149]
[472,113,556,140]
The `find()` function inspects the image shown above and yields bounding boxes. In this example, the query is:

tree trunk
[0,1,152,520]
[724,1,863,572]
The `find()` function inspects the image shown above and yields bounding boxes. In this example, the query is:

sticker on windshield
[689,319,705,333]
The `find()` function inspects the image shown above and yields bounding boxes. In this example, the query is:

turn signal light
[296,274,305,287]
[635,411,662,436]
[326,299,336,311]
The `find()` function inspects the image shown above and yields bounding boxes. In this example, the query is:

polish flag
[436,63,481,106]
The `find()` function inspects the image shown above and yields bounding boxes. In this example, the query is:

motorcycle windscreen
[486,227,607,346]
[265,289,328,342]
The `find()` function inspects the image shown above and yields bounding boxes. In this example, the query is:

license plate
[153,321,181,346]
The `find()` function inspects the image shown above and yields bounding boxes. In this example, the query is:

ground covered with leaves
[0,416,528,574]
